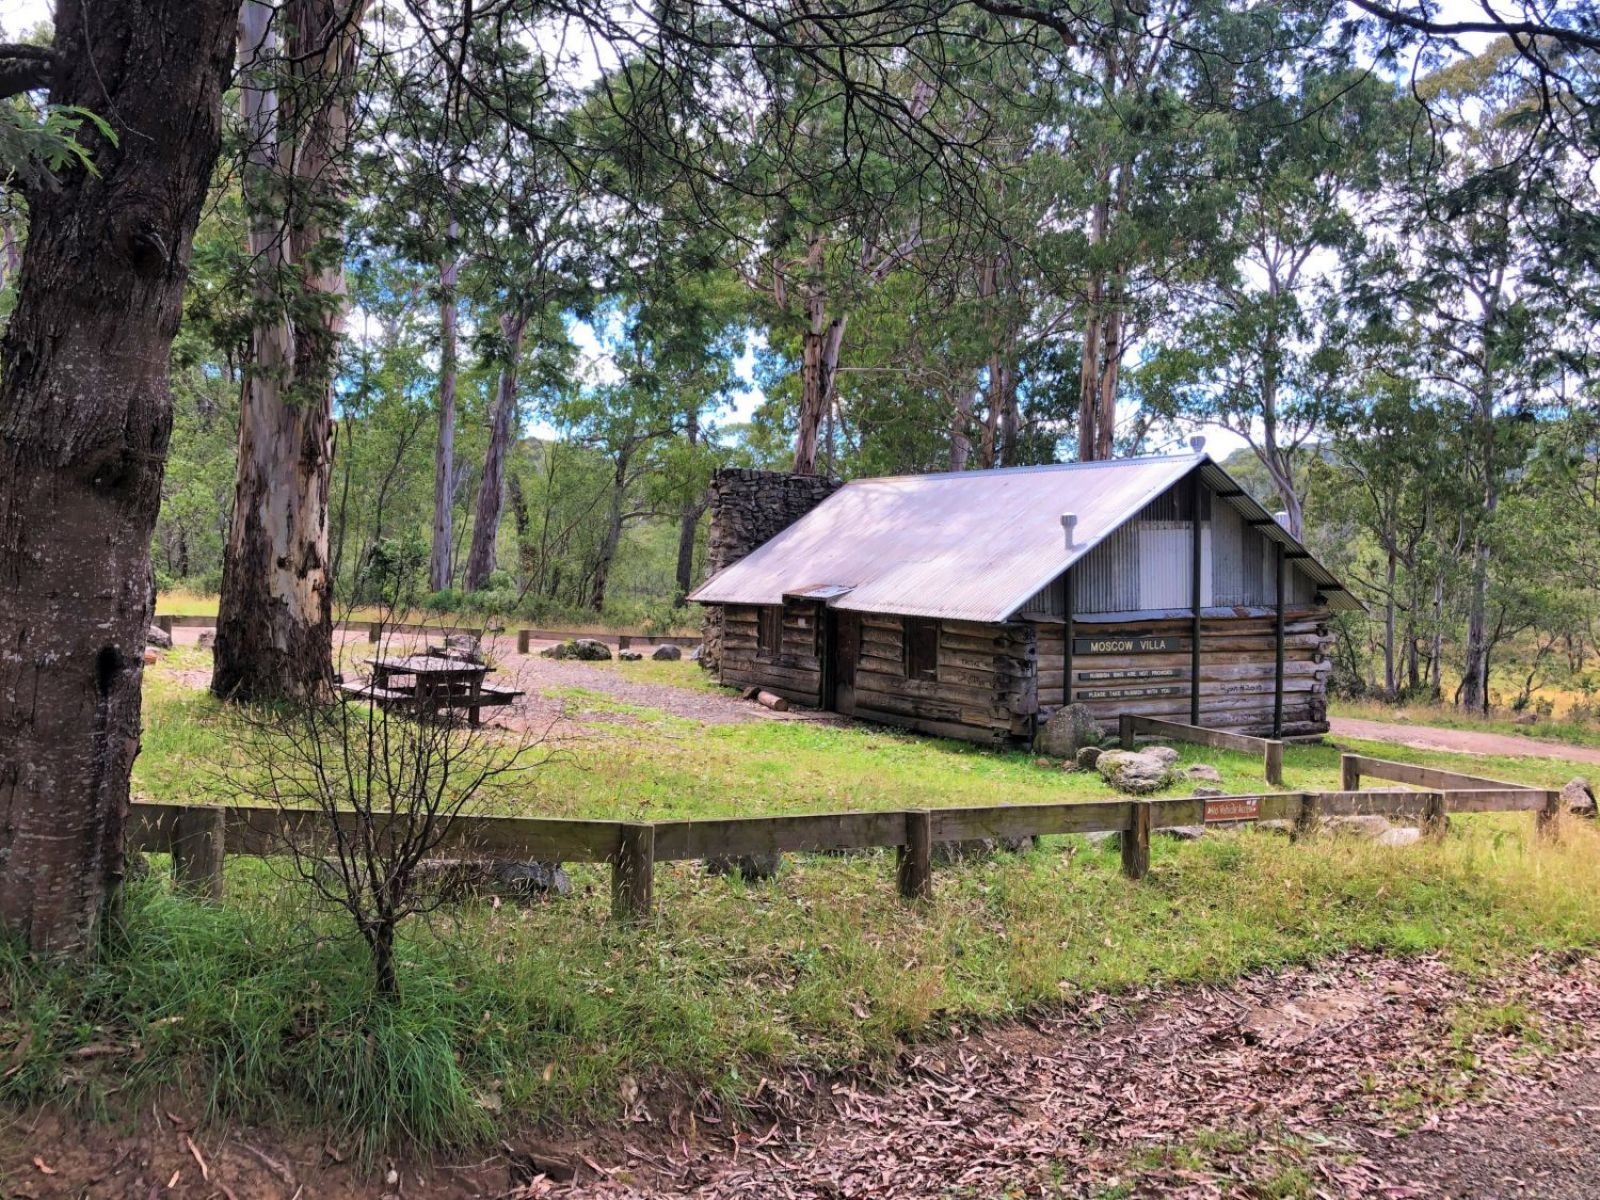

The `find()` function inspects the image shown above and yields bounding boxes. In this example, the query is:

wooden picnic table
[359,655,499,726]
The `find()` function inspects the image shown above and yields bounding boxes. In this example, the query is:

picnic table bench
[338,653,523,726]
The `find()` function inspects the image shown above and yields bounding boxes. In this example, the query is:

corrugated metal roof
[689,454,1360,621]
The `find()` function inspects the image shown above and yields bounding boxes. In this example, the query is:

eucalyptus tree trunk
[0,0,236,952]
[429,233,462,593]
[674,407,704,606]
[795,295,845,476]
[949,381,975,472]
[463,310,529,592]
[213,0,366,703]
[590,454,631,612]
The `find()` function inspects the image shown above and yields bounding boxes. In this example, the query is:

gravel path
[1331,716,1600,768]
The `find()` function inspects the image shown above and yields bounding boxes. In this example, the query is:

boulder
[1375,826,1422,848]
[146,624,172,649]
[1563,776,1596,818]
[651,644,682,662]
[705,852,783,881]
[197,630,216,650]
[1512,711,1539,726]
[1095,749,1173,795]
[1190,785,1225,798]
[494,860,572,897]
[1185,763,1223,783]
[1324,814,1394,840]
[142,648,158,666]
[1075,745,1103,771]
[1257,820,1295,837]
[1142,744,1180,767]
[542,638,613,661]
[686,644,704,662]
[1158,825,1205,841]
[1034,703,1102,759]
[618,650,644,661]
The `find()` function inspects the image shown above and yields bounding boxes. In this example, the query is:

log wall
[1033,608,1333,737]
[847,614,1036,745]
[718,602,826,707]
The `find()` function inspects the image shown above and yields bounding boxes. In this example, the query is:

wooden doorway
[827,609,861,715]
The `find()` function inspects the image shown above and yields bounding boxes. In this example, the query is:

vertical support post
[1264,740,1284,787]
[611,823,655,922]
[516,629,531,655]
[171,806,226,900]
[1273,540,1286,738]
[368,621,381,644]
[156,614,174,636]
[1292,792,1319,841]
[1190,471,1203,726]
[1536,789,1561,843]
[1062,568,1075,710]
[1421,792,1448,842]
[1340,753,1361,792]
[619,635,631,650]
[897,810,933,901]
[1121,801,1151,880]
[1119,712,1135,751]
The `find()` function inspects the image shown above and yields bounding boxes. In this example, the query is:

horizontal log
[1340,754,1533,794]
[1125,717,1279,757]
[654,811,907,860]
[850,704,1009,743]
[931,800,1133,841]
[1311,791,1433,819]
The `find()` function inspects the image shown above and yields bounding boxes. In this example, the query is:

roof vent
[1189,434,1206,453]
[1061,512,1078,549]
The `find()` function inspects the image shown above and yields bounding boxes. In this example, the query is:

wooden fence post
[1293,793,1320,841]
[156,615,174,636]
[516,629,531,655]
[1119,713,1135,751]
[1264,740,1284,787]
[1536,789,1562,843]
[611,823,655,921]
[171,806,225,900]
[619,635,631,651]
[1340,754,1360,792]
[1421,792,1448,842]
[1121,801,1151,880]
[368,621,381,644]
[897,810,933,901]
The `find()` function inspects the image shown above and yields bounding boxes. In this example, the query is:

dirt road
[1331,716,1600,769]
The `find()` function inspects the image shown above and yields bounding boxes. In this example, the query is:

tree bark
[213,0,366,703]
[463,310,528,592]
[0,0,236,952]
[949,380,975,471]
[429,234,462,593]
[674,407,704,605]
[590,455,630,612]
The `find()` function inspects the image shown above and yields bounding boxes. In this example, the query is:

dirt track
[1331,716,1600,769]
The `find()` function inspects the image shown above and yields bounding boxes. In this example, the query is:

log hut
[689,453,1356,744]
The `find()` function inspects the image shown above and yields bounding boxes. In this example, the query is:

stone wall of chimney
[699,469,843,672]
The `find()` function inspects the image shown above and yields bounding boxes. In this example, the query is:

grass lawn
[4,650,1596,1152]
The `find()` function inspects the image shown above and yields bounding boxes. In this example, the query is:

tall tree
[0,4,237,952]
[212,1,368,701]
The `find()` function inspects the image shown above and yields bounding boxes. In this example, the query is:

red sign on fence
[1203,797,1261,823]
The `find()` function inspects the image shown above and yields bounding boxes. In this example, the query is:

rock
[1158,825,1205,841]
[143,648,158,665]
[1034,703,1102,758]
[1191,785,1225,798]
[687,644,704,662]
[1325,814,1394,840]
[146,624,172,649]
[543,638,612,661]
[197,630,216,650]
[1142,744,1180,767]
[1185,763,1223,782]
[932,837,1034,865]
[493,861,572,897]
[1075,745,1103,771]
[1376,826,1422,847]
[434,633,483,662]
[1513,711,1539,726]
[1257,820,1295,836]
[1095,749,1173,795]
[705,852,783,881]
[1563,776,1596,818]
[651,644,682,661]
[618,650,643,661]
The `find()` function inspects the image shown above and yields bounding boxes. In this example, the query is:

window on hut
[757,605,784,658]
[904,617,939,681]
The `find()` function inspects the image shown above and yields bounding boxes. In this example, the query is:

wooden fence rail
[129,777,1561,920]
[154,615,698,654]
[1120,714,1284,785]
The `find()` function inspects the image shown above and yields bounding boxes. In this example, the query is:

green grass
[18,650,1590,1151]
